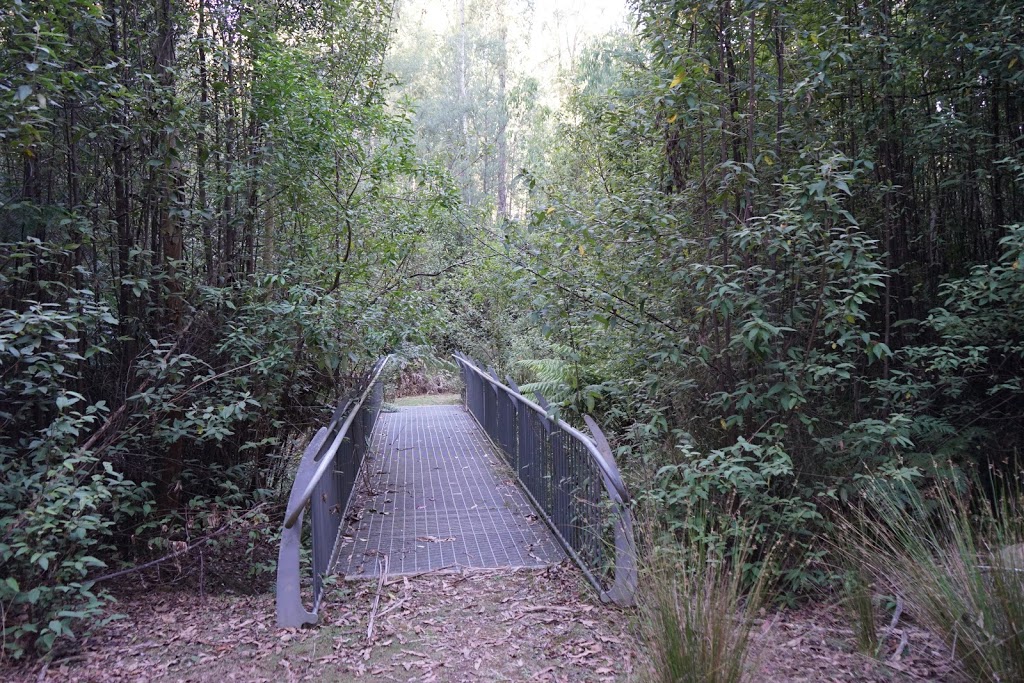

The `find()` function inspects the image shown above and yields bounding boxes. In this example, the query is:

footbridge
[275,354,637,627]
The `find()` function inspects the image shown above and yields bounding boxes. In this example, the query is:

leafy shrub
[0,448,148,659]
[0,277,152,658]
[646,437,825,596]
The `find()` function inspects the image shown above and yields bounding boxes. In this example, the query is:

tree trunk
[155,0,186,512]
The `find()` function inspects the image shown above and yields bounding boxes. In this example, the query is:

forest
[1,0,1023,679]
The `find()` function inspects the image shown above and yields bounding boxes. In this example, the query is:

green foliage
[869,225,1024,473]
[489,0,1024,602]
[0,264,151,657]
[0,0,461,659]
[0,449,145,659]
[646,437,825,595]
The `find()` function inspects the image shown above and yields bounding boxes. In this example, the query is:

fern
[516,345,580,405]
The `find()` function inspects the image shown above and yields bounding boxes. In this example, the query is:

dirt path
[9,564,634,683]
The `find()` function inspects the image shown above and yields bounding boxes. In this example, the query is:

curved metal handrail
[453,353,637,605]
[456,356,630,504]
[276,355,391,627]
[282,357,391,530]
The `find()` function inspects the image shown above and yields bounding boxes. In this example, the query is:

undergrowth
[638,505,770,683]
[840,474,1024,682]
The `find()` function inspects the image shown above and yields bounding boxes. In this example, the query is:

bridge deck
[334,404,564,578]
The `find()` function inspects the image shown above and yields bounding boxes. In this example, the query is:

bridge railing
[276,356,390,627]
[454,352,637,605]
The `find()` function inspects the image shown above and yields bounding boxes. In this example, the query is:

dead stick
[881,594,905,653]
[89,503,268,584]
[366,554,389,642]
[383,564,456,586]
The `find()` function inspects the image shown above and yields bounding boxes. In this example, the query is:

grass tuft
[840,475,1024,682]
[842,565,879,657]
[638,508,769,683]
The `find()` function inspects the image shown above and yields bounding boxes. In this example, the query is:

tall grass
[842,564,879,656]
[841,477,1024,682]
[638,510,769,683]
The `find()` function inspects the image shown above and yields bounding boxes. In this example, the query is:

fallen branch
[89,503,268,584]
[384,564,456,586]
[366,554,389,642]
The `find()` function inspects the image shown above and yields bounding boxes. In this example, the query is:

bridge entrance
[335,404,563,577]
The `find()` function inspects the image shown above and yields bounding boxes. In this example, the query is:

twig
[376,597,408,619]
[881,594,905,655]
[366,554,389,643]
[889,629,909,663]
[515,605,579,615]
[383,564,456,586]
[164,356,267,406]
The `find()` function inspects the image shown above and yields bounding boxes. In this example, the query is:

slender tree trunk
[458,0,470,208]
[155,0,186,512]
[496,24,508,220]
[197,0,214,280]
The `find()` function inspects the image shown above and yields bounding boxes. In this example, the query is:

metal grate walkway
[334,404,564,577]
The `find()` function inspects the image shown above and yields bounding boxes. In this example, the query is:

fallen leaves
[5,563,634,683]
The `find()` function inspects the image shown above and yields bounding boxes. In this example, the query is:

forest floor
[3,560,961,683]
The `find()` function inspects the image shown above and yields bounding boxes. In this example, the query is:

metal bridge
[276,354,636,627]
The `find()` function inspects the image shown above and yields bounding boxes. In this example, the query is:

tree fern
[516,344,580,405]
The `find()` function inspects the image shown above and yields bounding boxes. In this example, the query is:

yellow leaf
[831,342,837,350]
[720,419,728,430]
[845,314,855,323]
[1010,57,1018,69]
[545,207,555,215]
[668,113,678,124]
[670,72,683,88]
[763,155,774,166]
[578,244,585,256]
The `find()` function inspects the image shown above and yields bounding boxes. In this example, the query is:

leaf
[669,72,683,88]
[16,85,32,101]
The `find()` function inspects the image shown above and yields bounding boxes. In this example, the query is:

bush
[0,443,150,659]
[647,437,825,597]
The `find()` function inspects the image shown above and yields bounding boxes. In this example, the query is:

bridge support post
[276,427,329,627]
